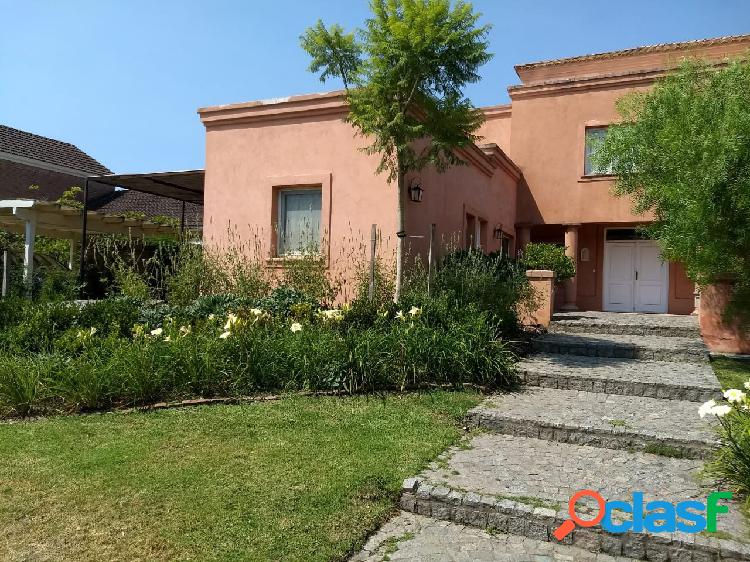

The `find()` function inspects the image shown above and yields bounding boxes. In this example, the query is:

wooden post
[427,223,435,298]
[368,224,377,303]
[1,250,8,297]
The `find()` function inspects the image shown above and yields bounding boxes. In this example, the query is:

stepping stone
[550,311,701,338]
[403,434,750,561]
[519,353,721,401]
[350,511,640,561]
[466,388,719,459]
[532,332,709,363]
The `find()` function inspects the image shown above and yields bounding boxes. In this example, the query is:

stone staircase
[354,312,750,561]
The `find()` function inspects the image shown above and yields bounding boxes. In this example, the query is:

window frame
[583,125,614,178]
[276,187,323,257]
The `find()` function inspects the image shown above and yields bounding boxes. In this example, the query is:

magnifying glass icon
[553,489,606,541]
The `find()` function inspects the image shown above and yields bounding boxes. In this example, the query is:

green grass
[0,392,479,562]
[712,357,750,390]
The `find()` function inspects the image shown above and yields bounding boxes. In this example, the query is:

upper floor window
[277,188,322,255]
[584,126,613,176]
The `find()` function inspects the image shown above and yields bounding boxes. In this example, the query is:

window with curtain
[277,188,322,255]
[584,126,612,176]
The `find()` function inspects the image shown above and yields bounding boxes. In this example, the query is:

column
[561,224,579,311]
[516,225,531,254]
[23,217,36,296]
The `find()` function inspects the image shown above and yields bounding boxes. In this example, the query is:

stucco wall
[200,92,519,300]
[477,105,512,154]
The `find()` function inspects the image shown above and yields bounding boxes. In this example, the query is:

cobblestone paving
[352,512,638,562]
[351,313,744,560]
[419,433,748,540]
[533,332,709,362]
[468,387,718,455]
[520,353,720,401]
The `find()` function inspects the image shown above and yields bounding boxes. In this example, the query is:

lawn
[712,357,750,390]
[0,392,479,561]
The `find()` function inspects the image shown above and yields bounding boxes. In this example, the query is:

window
[277,188,322,255]
[584,126,612,176]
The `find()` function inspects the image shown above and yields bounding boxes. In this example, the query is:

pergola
[0,199,180,293]
[0,169,205,295]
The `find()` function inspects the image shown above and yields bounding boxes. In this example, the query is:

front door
[604,236,668,313]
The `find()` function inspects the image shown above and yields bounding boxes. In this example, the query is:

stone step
[519,353,721,402]
[351,511,640,561]
[400,434,750,561]
[465,388,719,459]
[532,332,710,363]
[550,311,701,339]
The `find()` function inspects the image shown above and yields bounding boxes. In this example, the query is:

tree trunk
[394,166,407,303]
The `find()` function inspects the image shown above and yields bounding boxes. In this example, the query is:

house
[0,125,202,231]
[197,34,750,312]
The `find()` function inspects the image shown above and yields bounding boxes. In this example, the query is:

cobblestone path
[352,312,750,561]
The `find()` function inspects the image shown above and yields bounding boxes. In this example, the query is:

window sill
[266,255,325,268]
[578,174,616,183]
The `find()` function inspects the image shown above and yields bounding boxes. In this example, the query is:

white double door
[603,240,668,313]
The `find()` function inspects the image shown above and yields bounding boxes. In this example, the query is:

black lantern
[408,180,424,203]
[493,225,504,240]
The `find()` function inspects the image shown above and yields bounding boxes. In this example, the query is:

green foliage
[282,253,336,304]
[56,186,83,209]
[521,242,576,282]
[596,58,750,325]
[302,0,492,180]
[708,410,750,497]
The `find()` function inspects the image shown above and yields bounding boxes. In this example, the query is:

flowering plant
[701,382,750,495]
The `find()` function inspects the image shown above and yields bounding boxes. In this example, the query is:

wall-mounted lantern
[408,180,424,203]
[493,224,504,240]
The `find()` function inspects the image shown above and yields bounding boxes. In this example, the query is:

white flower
[408,306,422,317]
[179,325,191,337]
[699,399,717,418]
[89,327,97,337]
[724,388,746,403]
[208,314,216,321]
[164,336,172,342]
[744,380,750,391]
[320,309,343,321]
[291,322,303,333]
[150,327,163,337]
[219,331,231,339]
[713,405,733,417]
[395,311,405,321]
[224,313,239,331]
[250,308,263,316]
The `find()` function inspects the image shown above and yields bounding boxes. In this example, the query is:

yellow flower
[219,331,231,339]
[89,327,97,336]
[408,306,422,317]
[150,327,163,337]
[164,335,172,342]
[224,313,239,331]
[395,311,405,321]
[291,322,303,333]
[179,325,191,337]
[250,308,263,316]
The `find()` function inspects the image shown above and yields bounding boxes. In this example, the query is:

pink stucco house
[197,34,750,343]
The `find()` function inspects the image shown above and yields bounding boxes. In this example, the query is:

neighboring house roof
[91,189,203,229]
[0,124,111,175]
[0,125,201,227]
[515,34,750,70]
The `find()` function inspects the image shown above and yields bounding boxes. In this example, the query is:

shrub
[0,354,56,416]
[521,242,576,282]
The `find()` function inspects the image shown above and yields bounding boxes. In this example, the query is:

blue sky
[1,0,748,174]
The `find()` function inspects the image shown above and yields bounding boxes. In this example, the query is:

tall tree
[596,58,750,325]
[300,0,492,301]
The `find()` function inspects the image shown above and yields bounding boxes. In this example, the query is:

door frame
[602,228,669,313]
